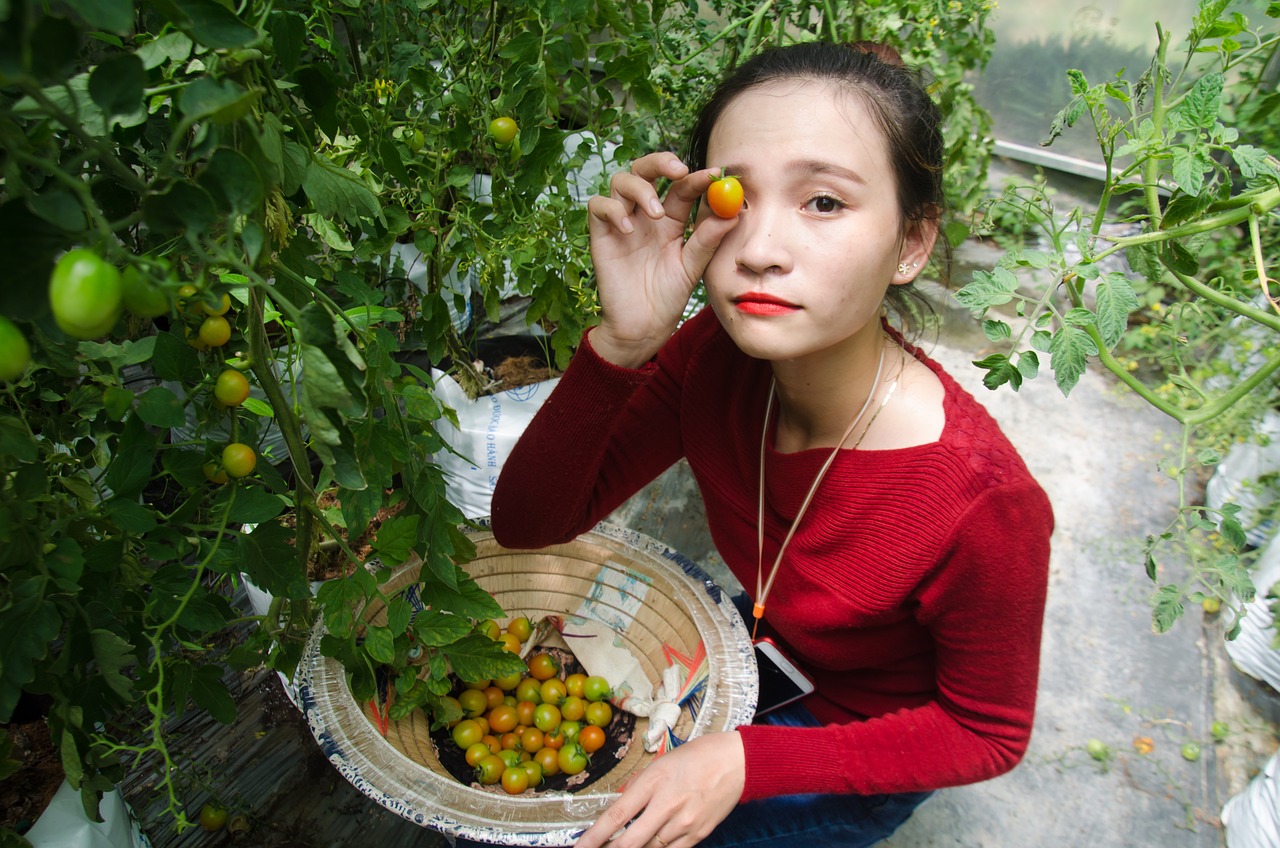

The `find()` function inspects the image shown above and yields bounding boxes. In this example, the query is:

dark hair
[687,41,949,337]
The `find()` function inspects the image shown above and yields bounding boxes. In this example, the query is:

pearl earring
[898,262,916,276]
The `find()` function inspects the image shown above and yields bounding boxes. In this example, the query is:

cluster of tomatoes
[443,617,616,795]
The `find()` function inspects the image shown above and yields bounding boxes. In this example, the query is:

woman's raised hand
[586,152,738,368]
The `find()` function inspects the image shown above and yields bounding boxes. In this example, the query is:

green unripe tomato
[0,316,31,381]
[488,117,518,145]
[48,249,123,338]
[407,128,425,153]
[120,266,170,318]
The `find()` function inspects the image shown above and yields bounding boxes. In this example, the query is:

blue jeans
[692,700,932,847]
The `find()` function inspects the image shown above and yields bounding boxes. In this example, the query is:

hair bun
[848,41,904,67]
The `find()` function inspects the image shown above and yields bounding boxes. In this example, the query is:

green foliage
[956,0,1280,636]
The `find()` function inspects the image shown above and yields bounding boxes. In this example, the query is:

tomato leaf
[90,629,135,700]
[136,386,186,429]
[1048,325,1097,396]
[411,609,474,647]
[190,664,237,724]
[0,577,61,722]
[1094,275,1139,349]
[441,632,527,684]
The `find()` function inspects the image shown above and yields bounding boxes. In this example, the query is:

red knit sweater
[491,308,1053,801]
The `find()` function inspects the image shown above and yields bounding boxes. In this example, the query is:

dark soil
[0,718,62,835]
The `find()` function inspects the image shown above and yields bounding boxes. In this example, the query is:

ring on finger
[654,837,668,847]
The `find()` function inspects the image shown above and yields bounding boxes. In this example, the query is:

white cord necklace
[751,341,899,640]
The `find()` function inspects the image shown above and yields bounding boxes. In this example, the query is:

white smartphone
[753,637,816,716]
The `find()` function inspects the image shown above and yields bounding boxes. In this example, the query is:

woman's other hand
[573,731,746,848]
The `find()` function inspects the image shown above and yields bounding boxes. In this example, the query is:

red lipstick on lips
[733,292,800,315]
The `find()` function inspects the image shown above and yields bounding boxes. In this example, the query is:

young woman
[490,41,1053,848]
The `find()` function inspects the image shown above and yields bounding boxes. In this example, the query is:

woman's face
[700,80,931,365]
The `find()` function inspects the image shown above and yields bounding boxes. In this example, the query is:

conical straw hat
[297,521,757,846]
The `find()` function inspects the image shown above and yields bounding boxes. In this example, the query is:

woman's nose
[732,204,793,277]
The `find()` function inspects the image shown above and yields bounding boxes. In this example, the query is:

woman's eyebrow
[716,160,867,185]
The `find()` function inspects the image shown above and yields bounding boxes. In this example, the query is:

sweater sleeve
[490,328,686,548]
[737,480,1053,799]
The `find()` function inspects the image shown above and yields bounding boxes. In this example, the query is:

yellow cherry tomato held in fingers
[214,370,251,407]
[0,316,31,382]
[221,442,256,478]
[198,315,232,347]
[706,174,744,219]
[488,117,518,145]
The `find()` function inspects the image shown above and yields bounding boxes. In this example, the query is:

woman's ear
[892,217,939,285]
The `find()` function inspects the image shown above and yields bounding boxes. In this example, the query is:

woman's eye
[807,195,844,214]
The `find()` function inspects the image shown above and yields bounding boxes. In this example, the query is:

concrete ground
[610,269,1280,848]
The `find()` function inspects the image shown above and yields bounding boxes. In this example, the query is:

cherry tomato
[516,700,537,727]
[533,703,561,733]
[203,292,232,316]
[222,442,256,478]
[584,700,613,728]
[497,749,522,769]
[476,620,500,640]
[498,632,522,653]
[534,746,560,776]
[559,695,586,722]
[488,704,518,734]
[543,728,567,751]
[520,759,544,788]
[214,370,251,407]
[488,117,518,145]
[505,616,532,642]
[1181,741,1201,762]
[557,742,588,776]
[458,688,488,718]
[120,266,169,318]
[475,754,505,785]
[578,724,606,754]
[540,678,567,706]
[500,731,521,751]
[464,741,492,767]
[0,316,31,382]
[706,174,744,219]
[527,653,559,682]
[460,676,492,691]
[483,686,505,710]
[202,461,230,485]
[481,734,501,754]
[564,673,587,699]
[199,802,228,832]
[452,718,484,750]
[494,670,522,691]
[582,676,611,702]
[559,720,582,742]
[49,249,123,339]
[198,315,232,347]
[520,727,545,753]
[515,678,543,704]
[501,766,530,795]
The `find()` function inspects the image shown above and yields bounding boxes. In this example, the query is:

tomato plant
[706,174,744,219]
